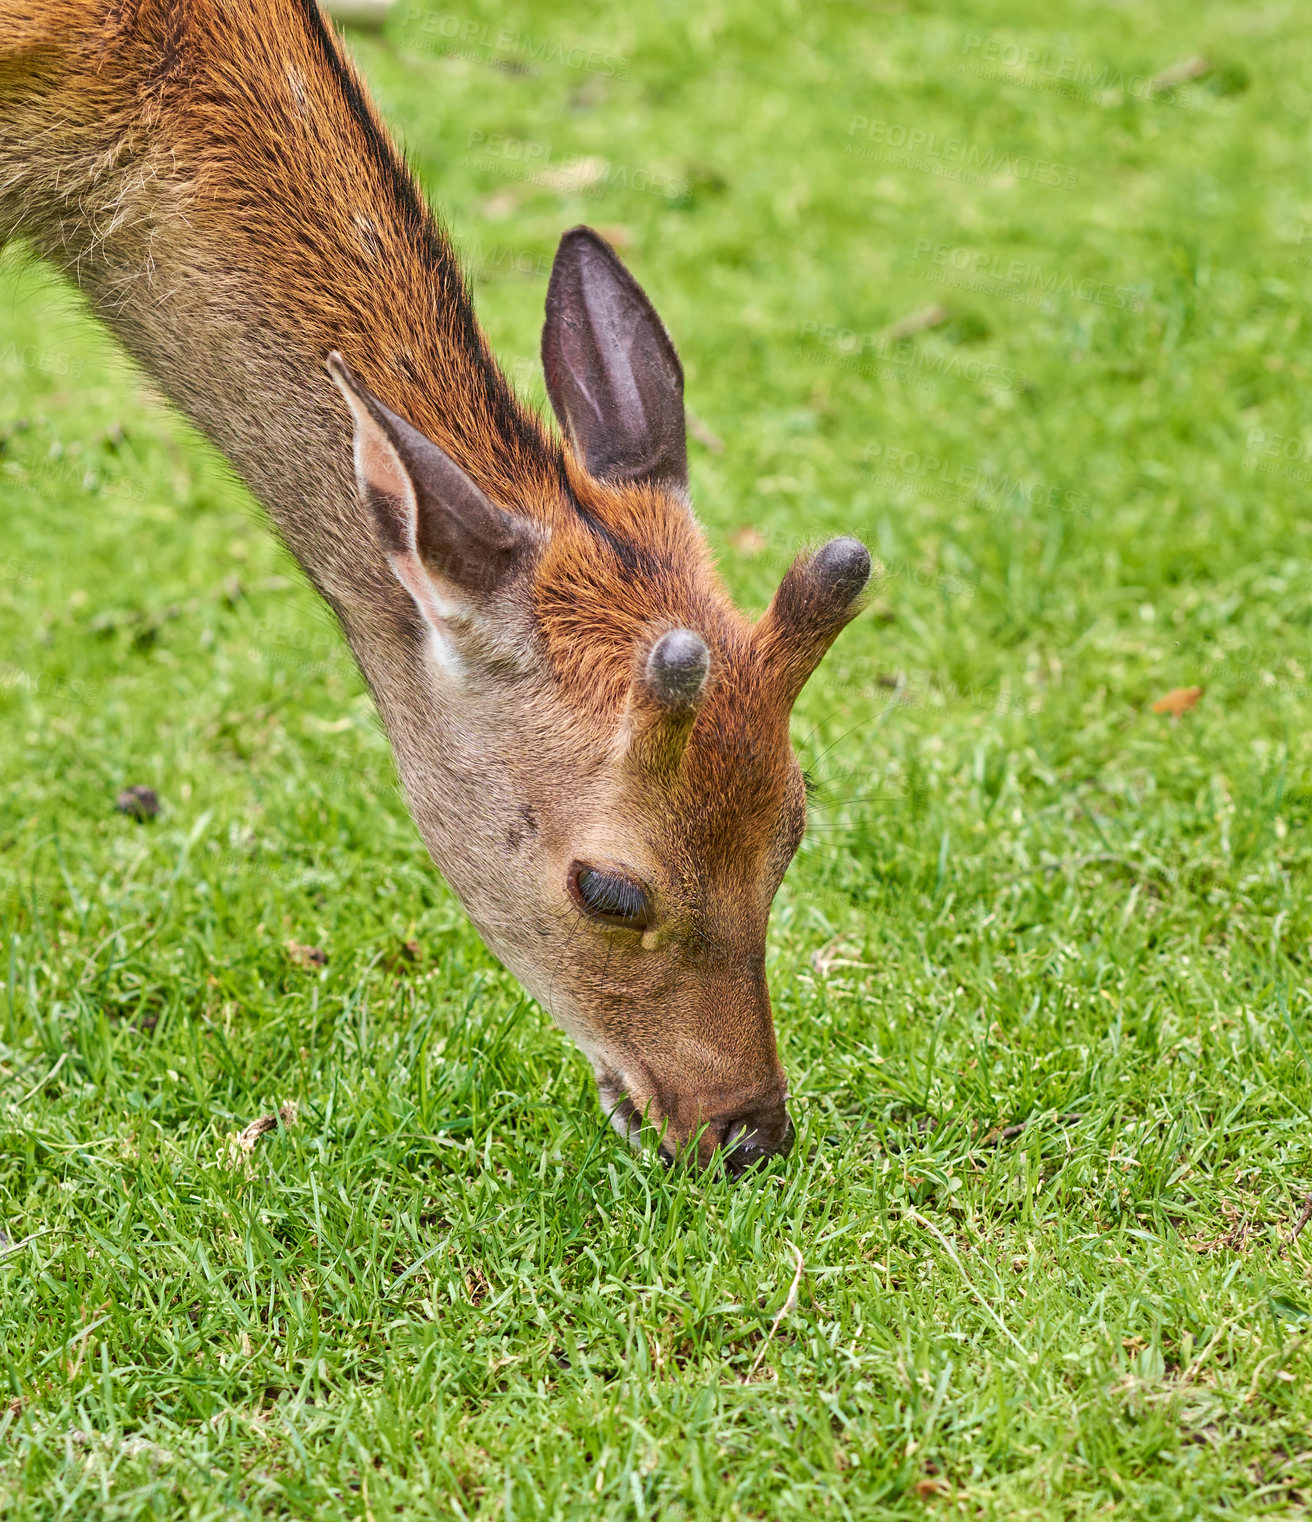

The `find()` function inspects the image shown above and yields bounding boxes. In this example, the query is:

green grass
[4,0,1312,1515]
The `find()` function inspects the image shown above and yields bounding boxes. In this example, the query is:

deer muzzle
[596,1062,794,1178]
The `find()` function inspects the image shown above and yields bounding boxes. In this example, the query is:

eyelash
[570,864,654,931]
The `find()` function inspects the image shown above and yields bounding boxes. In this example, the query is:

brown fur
[0,0,864,1168]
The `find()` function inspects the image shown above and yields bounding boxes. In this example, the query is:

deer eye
[569,864,654,931]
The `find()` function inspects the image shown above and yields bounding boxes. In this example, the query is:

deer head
[0,8,859,1177]
[330,228,868,1175]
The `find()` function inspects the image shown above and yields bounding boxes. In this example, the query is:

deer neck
[0,1,566,619]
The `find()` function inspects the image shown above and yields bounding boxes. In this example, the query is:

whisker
[800,716,872,773]
[807,792,910,809]
[793,703,860,761]
[545,906,587,1016]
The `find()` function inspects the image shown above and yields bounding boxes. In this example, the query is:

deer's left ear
[328,353,537,637]
[542,226,687,496]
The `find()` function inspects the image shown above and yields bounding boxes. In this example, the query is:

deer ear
[542,226,688,495]
[328,353,535,634]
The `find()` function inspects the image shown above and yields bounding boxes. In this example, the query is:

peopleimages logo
[0,341,84,378]
[845,117,1078,189]
[863,441,1092,519]
[0,664,92,706]
[463,131,688,201]
[912,241,1147,313]
[960,34,1186,104]
[403,9,629,78]
[1246,429,1312,484]
[798,320,1027,394]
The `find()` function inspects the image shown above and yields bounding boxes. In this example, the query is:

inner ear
[541,226,687,495]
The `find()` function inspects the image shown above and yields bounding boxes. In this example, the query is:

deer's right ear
[327,353,536,637]
[541,226,687,496]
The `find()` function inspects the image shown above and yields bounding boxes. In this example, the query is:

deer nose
[719,1105,795,1180]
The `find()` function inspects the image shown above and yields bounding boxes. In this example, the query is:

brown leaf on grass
[687,410,725,454]
[974,1112,1083,1152]
[478,189,522,220]
[811,936,875,976]
[68,1427,178,1464]
[220,1102,298,1170]
[382,938,425,975]
[728,525,766,557]
[234,1115,277,1153]
[1150,54,1211,90]
[115,784,159,820]
[236,1102,298,1154]
[1194,1199,1257,1254]
[915,1476,950,1500]
[882,303,949,342]
[1151,685,1203,717]
[285,940,327,968]
[465,1266,490,1305]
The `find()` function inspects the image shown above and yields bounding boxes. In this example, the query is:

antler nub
[626,627,710,779]
[645,628,710,712]
[757,536,872,705]
[808,537,873,613]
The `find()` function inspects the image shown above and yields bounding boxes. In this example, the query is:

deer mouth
[594,1070,795,1177]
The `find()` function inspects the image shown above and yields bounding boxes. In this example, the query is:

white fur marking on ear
[390,549,456,630]
[328,356,477,684]
[423,623,464,678]
[328,361,418,555]
[330,360,458,663]
[390,550,467,680]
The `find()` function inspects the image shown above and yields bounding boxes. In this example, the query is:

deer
[0,0,870,1177]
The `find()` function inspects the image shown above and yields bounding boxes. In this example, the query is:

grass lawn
[5,0,1312,1514]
